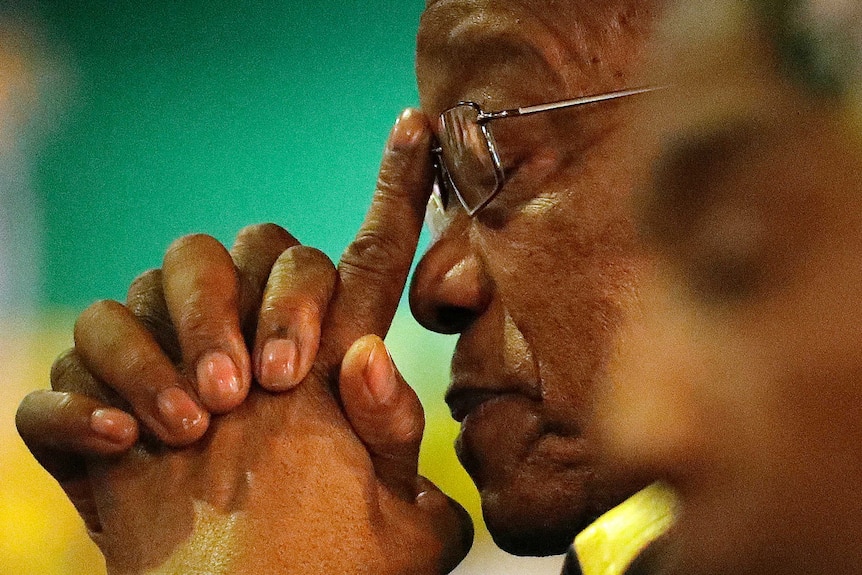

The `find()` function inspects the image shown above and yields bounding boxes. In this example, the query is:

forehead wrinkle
[419,0,654,104]
[454,5,571,83]
[418,1,574,106]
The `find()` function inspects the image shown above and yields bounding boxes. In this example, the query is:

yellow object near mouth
[574,483,677,575]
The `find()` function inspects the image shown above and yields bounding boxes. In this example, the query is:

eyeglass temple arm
[477,86,664,122]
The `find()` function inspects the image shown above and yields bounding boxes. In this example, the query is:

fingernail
[364,338,396,405]
[90,408,136,444]
[391,108,424,148]
[156,387,205,432]
[260,338,298,390]
[197,351,242,401]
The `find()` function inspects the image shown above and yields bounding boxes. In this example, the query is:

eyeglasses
[429,86,661,224]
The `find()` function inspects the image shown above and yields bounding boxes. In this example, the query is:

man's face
[410,0,657,555]
[599,3,862,574]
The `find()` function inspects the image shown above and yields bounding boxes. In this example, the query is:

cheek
[480,198,645,416]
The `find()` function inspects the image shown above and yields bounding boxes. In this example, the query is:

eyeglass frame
[431,86,663,217]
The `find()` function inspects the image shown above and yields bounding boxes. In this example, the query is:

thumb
[339,335,424,500]
[415,476,475,574]
[341,335,474,572]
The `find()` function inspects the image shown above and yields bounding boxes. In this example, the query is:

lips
[445,387,539,462]
[445,372,543,417]
[446,376,593,482]
[448,389,536,476]
[444,339,545,481]
[455,392,541,443]
[446,388,510,422]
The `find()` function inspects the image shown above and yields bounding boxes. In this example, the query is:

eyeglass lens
[438,104,501,214]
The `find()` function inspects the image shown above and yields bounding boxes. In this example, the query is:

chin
[477,464,644,556]
[486,515,580,556]
[476,474,608,556]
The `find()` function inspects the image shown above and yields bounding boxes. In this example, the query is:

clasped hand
[16,109,472,575]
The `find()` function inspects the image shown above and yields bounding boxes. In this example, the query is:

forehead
[416,0,653,114]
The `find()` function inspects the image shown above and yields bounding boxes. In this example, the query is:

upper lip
[445,376,542,422]
[444,322,542,423]
[446,388,505,422]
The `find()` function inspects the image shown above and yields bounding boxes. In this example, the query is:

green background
[3,3,570,573]
[33,0,425,308]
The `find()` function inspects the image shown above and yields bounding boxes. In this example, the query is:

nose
[409,226,491,334]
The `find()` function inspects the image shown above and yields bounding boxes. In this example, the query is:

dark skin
[18,0,663,568]
[412,0,657,553]
[19,110,471,574]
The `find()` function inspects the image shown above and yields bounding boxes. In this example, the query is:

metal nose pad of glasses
[425,177,456,238]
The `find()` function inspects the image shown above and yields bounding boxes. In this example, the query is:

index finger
[325,108,434,349]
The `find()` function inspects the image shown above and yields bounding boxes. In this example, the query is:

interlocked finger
[253,245,337,391]
[74,299,209,446]
[229,223,300,342]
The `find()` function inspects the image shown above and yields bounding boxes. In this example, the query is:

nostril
[409,237,488,334]
[435,306,476,334]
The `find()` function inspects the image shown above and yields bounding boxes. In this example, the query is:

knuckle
[138,314,182,366]
[271,246,337,294]
[233,224,299,292]
[128,268,162,297]
[374,170,413,207]
[261,297,321,336]
[50,349,82,391]
[81,298,124,319]
[16,390,74,449]
[14,390,44,436]
[52,349,127,406]
[283,245,334,270]
[392,414,424,447]
[174,297,235,347]
[340,228,407,281]
[390,402,425,446]
[166,232,210,253]
[127,270,170,324]
[127,268,164,308]
[175,303,216,336]
[378,139,418,187]
[50,391,78,423]
[236,222,295,246]
[259,247,337,331]
[110,345,166,395]
[75,299,125,338]
[377,140,432,202]
[135,305,176,342]
[164,233,221,267]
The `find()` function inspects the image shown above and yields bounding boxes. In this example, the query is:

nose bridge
[409,222,491,334]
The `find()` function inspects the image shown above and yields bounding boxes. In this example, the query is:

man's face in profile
[410,0,658,555]
[599,2,862,574]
